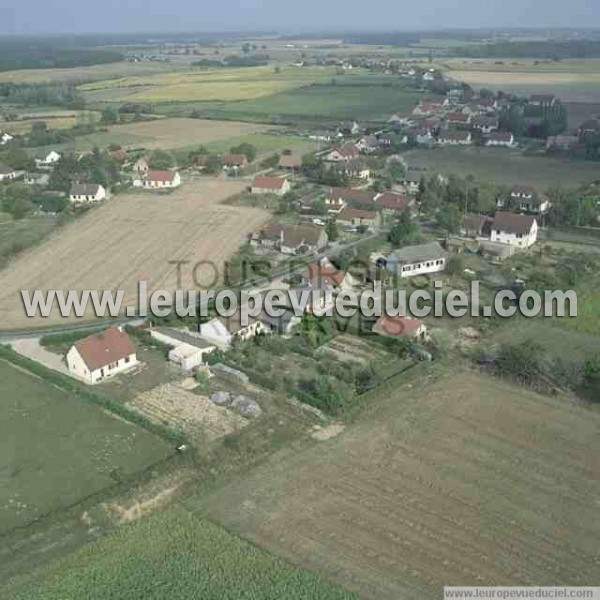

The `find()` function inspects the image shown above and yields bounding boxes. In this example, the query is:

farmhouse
[278,155,302,170]
[497,185,550,214]
[251,223,328,254]
[288,282,334,315]
[251,175,291,196]
[373,315,427,340]
[343,158,371,180]
[134,156,150,176]
[66,327,138,385]
[303,259,358,290]
[329,187,376,207]
[374,192,414,215]
[438,130,472,145]
[490,212,538,248]
[134,170,181,189]
[69,183,107,203]
[337,207,381,230]
[471,116,499,134]
[386,241,448,278]
[149,327,216,371]
[199,315,265,349]
[325,143,360,162]
[35,150,61,169]
[463,214,493,239]
[486,132,516,147]
[356,135,379,153]
[0,163,17,181]
[223,154,248,170]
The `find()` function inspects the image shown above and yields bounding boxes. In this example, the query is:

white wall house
[486,133,516,147]
[67,327,138,384]
[490,213,538,248]
[0,163,17,181]
[69,183,107,203]
[251,176,291,196]
[386,241,448,278]
[35,150,61,168]
[134,170,181,189]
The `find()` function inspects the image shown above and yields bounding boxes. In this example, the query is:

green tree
[436,204,462,235]
[326,219,339,242]
[149,149,174,170]
[100,106,119,125]
[388,212,419,248]
[1,183,32,220]
[230,143,257,162]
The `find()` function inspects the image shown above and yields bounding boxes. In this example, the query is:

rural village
[0,27,599,600]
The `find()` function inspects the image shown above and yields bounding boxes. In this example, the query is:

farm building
[486,132,516,148]
[462,214,493,239]
[69,183,107,203]
[374,192,415,216]
[490,212,538,248]
[134,170,181,189]
[471,116,499,134]
[337,207,381,231]
[66,327,138,385]
[223,154,248,170]
[303,259,358,291]
[251,175,290,196]
[149,327,216,371]
[278,155,302,170]
[386,241,448,278]
[373,315,427,340]
[438,130,472,145]
[496,185,550,215]
[325,142,360,162]
[35,150,61,169]
[200,315,265,349]
[0,163,17,181]
[251,223,328,255]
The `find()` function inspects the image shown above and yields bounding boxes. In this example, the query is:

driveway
[9,338,70,376]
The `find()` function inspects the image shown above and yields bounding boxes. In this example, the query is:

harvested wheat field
[103,117,270,150]
[0,179,268,329]
[199,371,600,600]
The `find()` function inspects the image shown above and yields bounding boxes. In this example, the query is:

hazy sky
[1,0,599,35]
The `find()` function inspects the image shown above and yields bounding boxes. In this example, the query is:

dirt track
[0,179,268,329]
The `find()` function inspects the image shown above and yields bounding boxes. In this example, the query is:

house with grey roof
[386,241,448,278]
[69,183,106,203]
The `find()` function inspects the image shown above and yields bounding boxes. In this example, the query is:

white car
[312,218,325,226]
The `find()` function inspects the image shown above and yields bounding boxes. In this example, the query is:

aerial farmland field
[196,371,600,600]
[3,507,357,599]
[0,179,269,329]
[0,359,172,535]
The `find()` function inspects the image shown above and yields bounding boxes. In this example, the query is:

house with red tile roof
[66,327,138,384]
[251,175,291,196]
[134,169,181,189]
[325,142,360,162]
[373,315,427,340]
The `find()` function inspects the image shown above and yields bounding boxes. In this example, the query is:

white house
[486,132,516,148]
[325,143,360,162]
[69,183,107,203]
[386,241,448,278]
[0,163,17,182]
[66,327,138,384]
[134,156,150,176]
[134,170,181,189]
[1,132,14,146]
[199,315,265,349]
[496,186,550,215]
[149,327,216,371]
[35,150,61,169]
[438,131,472,146]
[490,212,538,248]
[251,175,291,196]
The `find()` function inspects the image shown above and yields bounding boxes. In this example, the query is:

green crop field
[211,83,425,122]
[0,360,172,535]
[4,506,356,599]
[403,147,600,188]
[0,215,60,270]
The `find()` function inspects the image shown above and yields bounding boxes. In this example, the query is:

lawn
[203,132,315,157]
[3,506,356,600]
[403,147,600,187]
[195,369,600,599]
[0,360,172,535]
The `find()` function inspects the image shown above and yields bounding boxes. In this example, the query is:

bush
[40,327,105,347]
